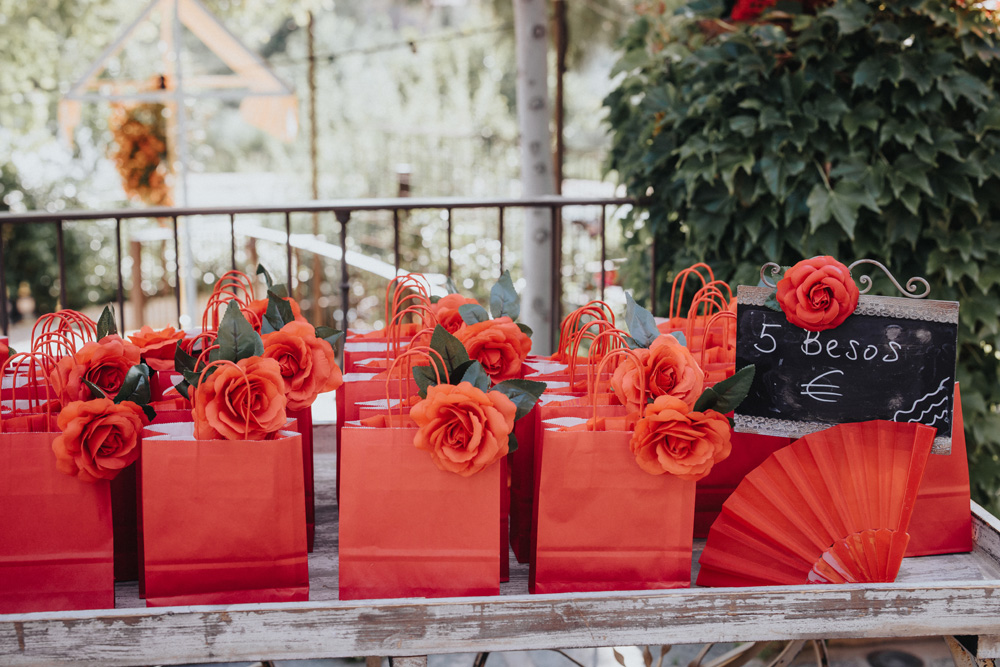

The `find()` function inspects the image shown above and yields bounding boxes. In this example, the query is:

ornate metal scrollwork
[847,259,930,299]
[759,262,782,288]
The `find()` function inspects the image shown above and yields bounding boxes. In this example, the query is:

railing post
[172,216,181,327]
[0,221,7,337]
[56,221,67,310]
[131,238,145,325]
[285,211,294,293]
[229,213,237,272]
[446,207,453,278]
[498,206,505,275]
[116,218,126,332]
[336,209,351,334]
[599,205,607,302]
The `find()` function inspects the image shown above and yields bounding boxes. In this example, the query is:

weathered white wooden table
[3,427,1000,666]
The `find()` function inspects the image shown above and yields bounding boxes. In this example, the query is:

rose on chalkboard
[776,256,859,332]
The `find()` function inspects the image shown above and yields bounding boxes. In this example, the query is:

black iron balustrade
[0,195,641,345]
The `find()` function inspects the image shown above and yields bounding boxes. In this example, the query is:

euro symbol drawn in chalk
[801,369,845,403]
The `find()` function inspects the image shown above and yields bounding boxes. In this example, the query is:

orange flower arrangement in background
[108,99,172,207]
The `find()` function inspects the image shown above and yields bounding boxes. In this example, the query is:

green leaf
[113,364,152,406]
[492,379,546,422]
[96,306,117,340]
[264,290,295,332]
[413,365,439,399]
[183,369,207,390]
[174,379,190,401]
[825,1,871,35]
[429,324,470,379]
[140,404,157,422]
[256,264,274,289]
[489,270,520,321]
[625,292,659,348]
[693,365,756,414]
[270,283,290,299]
[84,379,107,400]
[624,335,642,350]
[507,431,519,454]
[174,342,198,375]
[314,326,344,351]
[216,300,264,363]
[763,290,782,312]
[459,303,490,325]
[668,331,686,347]
[452,360,491,392]
[517,322,533,337]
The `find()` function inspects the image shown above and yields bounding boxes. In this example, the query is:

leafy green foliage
[212,301,264,364]
[492,379,547,422]
[693,365,755,415]
[459,303,491,325]
[605,0,1000,512]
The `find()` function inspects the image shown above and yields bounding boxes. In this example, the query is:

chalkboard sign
[733,285,958,454]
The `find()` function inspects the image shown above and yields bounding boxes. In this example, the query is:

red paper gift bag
[0,425,114,613]
[906,383,973,556]
[339,417,501,600]
[141,423,309,606]
[532,422,695,594]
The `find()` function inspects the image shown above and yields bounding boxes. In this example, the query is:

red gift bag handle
[565,320,629,391]
[384,273,430,326]
[384,345,445,419]
[30,310,97,353]
[212,270,256,303]
[30,330,80,359]
[1,350,58,431]
[697,310,737,369]
[586,347,646,430]
[384,303,437,362]
[668,263,714,322]
[684,281,733,344]
[553,301,616,362]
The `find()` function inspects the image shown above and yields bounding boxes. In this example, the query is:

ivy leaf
[84,379,107,400]
[264,290,295,332]
[113,364,152,406]
[625,292,659,348]
[693,365,756,414]
[429,324,470,379]
[216,300,264,363]
[96,306,117,340]
[489,270,520,321]
[826,1,871,35]
[492,379,546,422]
[256,264,274,289]
[314,326,344,352]
[452,360,491,392]
[459,303,491,325]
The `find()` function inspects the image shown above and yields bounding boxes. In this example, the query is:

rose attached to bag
[630,395,731,481]
[191,356,287,440]
[430,293,480,334]
[411,382,517,477]
[49,335,142,404]
[776,256,859,331]
[611,334,705,412]
[262,320,343,412]
[53,398,147,482]
[127,326,185,373]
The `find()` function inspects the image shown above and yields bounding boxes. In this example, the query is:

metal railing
[0,195,640,348]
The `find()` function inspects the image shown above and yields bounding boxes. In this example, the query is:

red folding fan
[696,420,936,587]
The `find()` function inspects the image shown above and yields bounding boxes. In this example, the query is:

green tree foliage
[605,0,1000,512]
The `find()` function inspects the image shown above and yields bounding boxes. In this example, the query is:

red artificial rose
[410,382,517,476]
[244,296,307,332]
[262,320,343,411]
[776,256,859,331]
[49,336,142,404]
[128,325,184,372]
[52,398,146,482]
[611,334,705,412]
[430,293,480,334]
[629,395,731,481]
[455,316,532,382]
[191,357,288,440]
